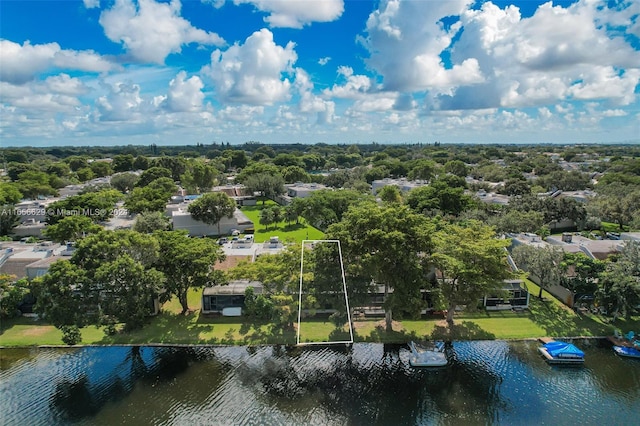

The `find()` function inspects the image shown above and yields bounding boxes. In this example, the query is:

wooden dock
[606,335,638,348]
[538,337,555,344]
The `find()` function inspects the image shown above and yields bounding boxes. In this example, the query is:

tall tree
[0,183,23,205]
[32,260,91,344]
[110,173,138,193]
[133,211,171,233]
[270,205,283,225]
[378,185,403,204]
[281,166,309,184]
[135,167,173,188]
[188,192,237,235]
[46,189,122,224]
[112,154,135,172]
[433,222,513,326]
[511,244,565,299]
[154,231,226,313]
[95,255,163,331]
[244,173,285,204]
[444,160,469,177]
[89,161,112,178]
[259,208,274,230]
[43,215,102,242]
[230,245,301,331]
[560,252,605,297]
[299,189,372,231]
[327,203,435,331]
[0,205,20,236]
[304,242,372,332]
[596,241,640,321]
[71,230,160,278]
[125,178,176,214]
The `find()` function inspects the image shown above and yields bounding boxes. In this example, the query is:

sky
[1,0,639,147]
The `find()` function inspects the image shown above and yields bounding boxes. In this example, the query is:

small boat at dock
[538,340,585,365]
[613,345,640,359]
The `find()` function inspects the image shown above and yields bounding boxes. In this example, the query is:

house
[550,190,596,204]
[371,178,427,195]
[275,182,328,204]
[25,256,62,280]
[0,243,60,280]
[12,219,47,238]
[170,206,254,237]
[546,234,623,260]
[482,280,529,311]
[201,280,263,315]
[201,277,529,318]
[474,190,510,205]
[212,185,257,207]
[509,232,622,307]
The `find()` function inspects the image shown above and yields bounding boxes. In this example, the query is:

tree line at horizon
[2,142,639,237]
[2,143,640,343]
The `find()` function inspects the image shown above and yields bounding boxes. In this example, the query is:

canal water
[1,340,639,425]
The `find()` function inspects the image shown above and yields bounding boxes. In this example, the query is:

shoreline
[0,335,612,350]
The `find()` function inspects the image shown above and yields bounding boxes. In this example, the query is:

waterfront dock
[606,335,639,348]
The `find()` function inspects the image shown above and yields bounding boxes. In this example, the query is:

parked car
[217,237,228,245]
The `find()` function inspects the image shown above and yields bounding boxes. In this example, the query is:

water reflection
[0,341,639,425]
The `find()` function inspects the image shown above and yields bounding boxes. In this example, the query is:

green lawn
[298,319,352,343]
[240,200,324,243]
[3,284,639,347]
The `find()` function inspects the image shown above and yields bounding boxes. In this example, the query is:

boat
[538,340,585,365]
[613,345,640,359]
[408,341,448,367]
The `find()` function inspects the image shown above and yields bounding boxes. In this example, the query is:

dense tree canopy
[511,244,564,299]
[46,189,122,224]
[154,231,226,313]
[596,241,640,321]
[244,173,285,204]
[188,192,237,235]
[133,211,171,233]
[0,183,22,205]
[43,215,102,242]
[135,167,173,188]
[327,202,435,331]
[432,222,513,326]
[110,172,138,193]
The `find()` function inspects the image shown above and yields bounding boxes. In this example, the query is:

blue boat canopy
[544,341,584,358]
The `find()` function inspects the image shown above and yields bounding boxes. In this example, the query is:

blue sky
[1,0,639,147]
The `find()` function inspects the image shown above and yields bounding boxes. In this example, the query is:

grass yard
[3,284,639,347]
[298,319,352,343]
[240,200,324,243]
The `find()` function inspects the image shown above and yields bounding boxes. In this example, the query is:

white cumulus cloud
[233,0,344,28]
[202,28,297,105]
[83,0,100,8]
[0,40,114,84]
[361,0,482,92]
[443,0,640,109]
[162,71,205,112]
[95,82,145,121]
[295,69,335,124]
[99,0,225,64]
